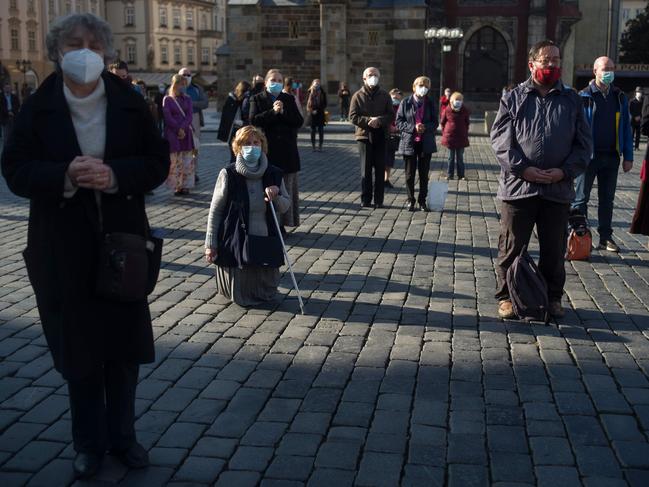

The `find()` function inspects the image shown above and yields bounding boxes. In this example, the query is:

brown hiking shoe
[549,301,565,318]
[498,300,516,319]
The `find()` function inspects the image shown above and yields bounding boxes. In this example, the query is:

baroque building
[105,0,226,85]
[219,0,584,103]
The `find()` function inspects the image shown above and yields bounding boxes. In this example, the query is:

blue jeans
[447,148,465,177]
[571,152,620,242]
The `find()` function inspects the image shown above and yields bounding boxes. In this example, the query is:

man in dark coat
[490,40,591,320]
[250,69,304,227]
[349,66,394,209]
[1,14,170,478]
[0,82,20,141]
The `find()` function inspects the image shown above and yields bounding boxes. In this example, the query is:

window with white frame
[65,0,72,14]
[160,43,168,64]
[75,0,81,12]
[126,43,136,64]
[27,0,36,13]
[174,44,182,64]
[173,8,181,28]
[11,29,19,50]
[28,30,36,51]
[201,47,209,64]
[200,14,207,31]
[125,5,135,26]
[186,10,194,30]
[10,0,18,9]
[187,44,195,64]
[159,6,167,27]
[90,0,97,15]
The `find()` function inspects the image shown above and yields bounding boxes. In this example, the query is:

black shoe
[385,180,394,189]
[446,175,454,180]
[112,442,149,469]
[408,202,416,212]
[598,239,620,252]
[360,202,373,208]
[73,452,103,479]
[419,203,430,213]
[195,175,200,183]
[374,203,384,209]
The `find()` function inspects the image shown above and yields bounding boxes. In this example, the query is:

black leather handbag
[95,199,163,302]
[242,234,284,268]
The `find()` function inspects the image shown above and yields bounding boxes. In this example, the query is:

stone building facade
[105,0,225,84]
[220,0,584,103]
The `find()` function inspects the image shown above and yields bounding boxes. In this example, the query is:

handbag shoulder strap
[171,95,186,118]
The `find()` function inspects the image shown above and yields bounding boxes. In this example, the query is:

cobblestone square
[1,125,649,486]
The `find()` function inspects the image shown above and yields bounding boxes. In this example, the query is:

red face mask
[533,66,561,86]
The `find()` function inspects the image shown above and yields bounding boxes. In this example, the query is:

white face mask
[636,92,643,100]
[415,86,429,97]
[182,74,192,84]
[452,100,463,109]
[444,91,451,98]
[366,75,379,88]
[60,48,105,85]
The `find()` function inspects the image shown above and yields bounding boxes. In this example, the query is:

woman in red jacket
[441,91,470,180]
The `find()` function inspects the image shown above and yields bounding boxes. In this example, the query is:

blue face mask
[267,81,283,95]
[292,82,299,90]
[241,145,262,164]
[600,71,615,85]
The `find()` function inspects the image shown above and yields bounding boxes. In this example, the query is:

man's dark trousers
[632,123,641,150]
[495,196,569,302]
[67,362,139,454]
[358,135,386,206]
[572,152,620,242]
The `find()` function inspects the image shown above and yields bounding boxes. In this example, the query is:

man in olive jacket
[490,40,592,319]
[349,67,394,208]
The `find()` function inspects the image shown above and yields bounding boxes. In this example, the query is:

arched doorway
[462,27,509,99]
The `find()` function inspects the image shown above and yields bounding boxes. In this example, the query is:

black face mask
[253,82,264,93]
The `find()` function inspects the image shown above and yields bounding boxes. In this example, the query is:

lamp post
[424,27,464,100]
[15,59,32,85]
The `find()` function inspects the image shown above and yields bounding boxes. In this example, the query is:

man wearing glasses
[491,40,592,320]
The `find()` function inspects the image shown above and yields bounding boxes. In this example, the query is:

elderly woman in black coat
[250,68,304,229]
[1,14,169,479]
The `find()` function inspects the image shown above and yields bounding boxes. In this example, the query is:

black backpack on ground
[506,245,549,323]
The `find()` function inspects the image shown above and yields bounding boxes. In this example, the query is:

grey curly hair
[46,13,116,64]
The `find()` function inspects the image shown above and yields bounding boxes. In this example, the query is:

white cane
[268,200,305,315]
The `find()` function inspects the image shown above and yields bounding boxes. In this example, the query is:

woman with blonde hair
[396,76,438,211]
[205,125,291,305]
[163,73,195,195]
[441,91,470,180]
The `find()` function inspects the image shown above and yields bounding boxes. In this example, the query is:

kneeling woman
[205,126,291,305]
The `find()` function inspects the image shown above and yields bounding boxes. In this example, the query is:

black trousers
[633,123,641,149]
[358,138,386,206]
[495,197,569,302]
[404,147,432,204]
[67,361,139,455]
[311,124,324,148]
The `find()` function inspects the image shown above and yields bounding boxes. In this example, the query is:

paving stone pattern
[1,126,649,486]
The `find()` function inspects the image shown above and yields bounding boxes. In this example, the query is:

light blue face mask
[600,71,615,85]
[241,145,262,164]
[267,81,283,95]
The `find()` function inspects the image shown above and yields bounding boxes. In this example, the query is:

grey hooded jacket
[490,78,592,203]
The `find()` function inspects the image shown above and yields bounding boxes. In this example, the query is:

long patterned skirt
[215,265,280,306]
[166,151,196,192]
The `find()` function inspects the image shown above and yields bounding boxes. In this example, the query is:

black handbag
[95,198,163,302]
[242,234,284,268]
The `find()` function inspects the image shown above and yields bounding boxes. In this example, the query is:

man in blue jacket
[571,56,634,252]
[491,40,592,319]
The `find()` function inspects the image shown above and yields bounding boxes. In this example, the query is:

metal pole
[439,42,445,101]
[268,201,305,315]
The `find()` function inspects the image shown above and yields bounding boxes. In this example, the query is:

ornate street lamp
[424,27,464,99]
[15,59,32,85]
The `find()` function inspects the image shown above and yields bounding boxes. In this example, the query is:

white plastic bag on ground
[427,181,448,211]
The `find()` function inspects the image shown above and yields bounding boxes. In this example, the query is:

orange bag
[566,214,592,261]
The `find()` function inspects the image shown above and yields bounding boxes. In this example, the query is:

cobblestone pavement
[1,127,649,487]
